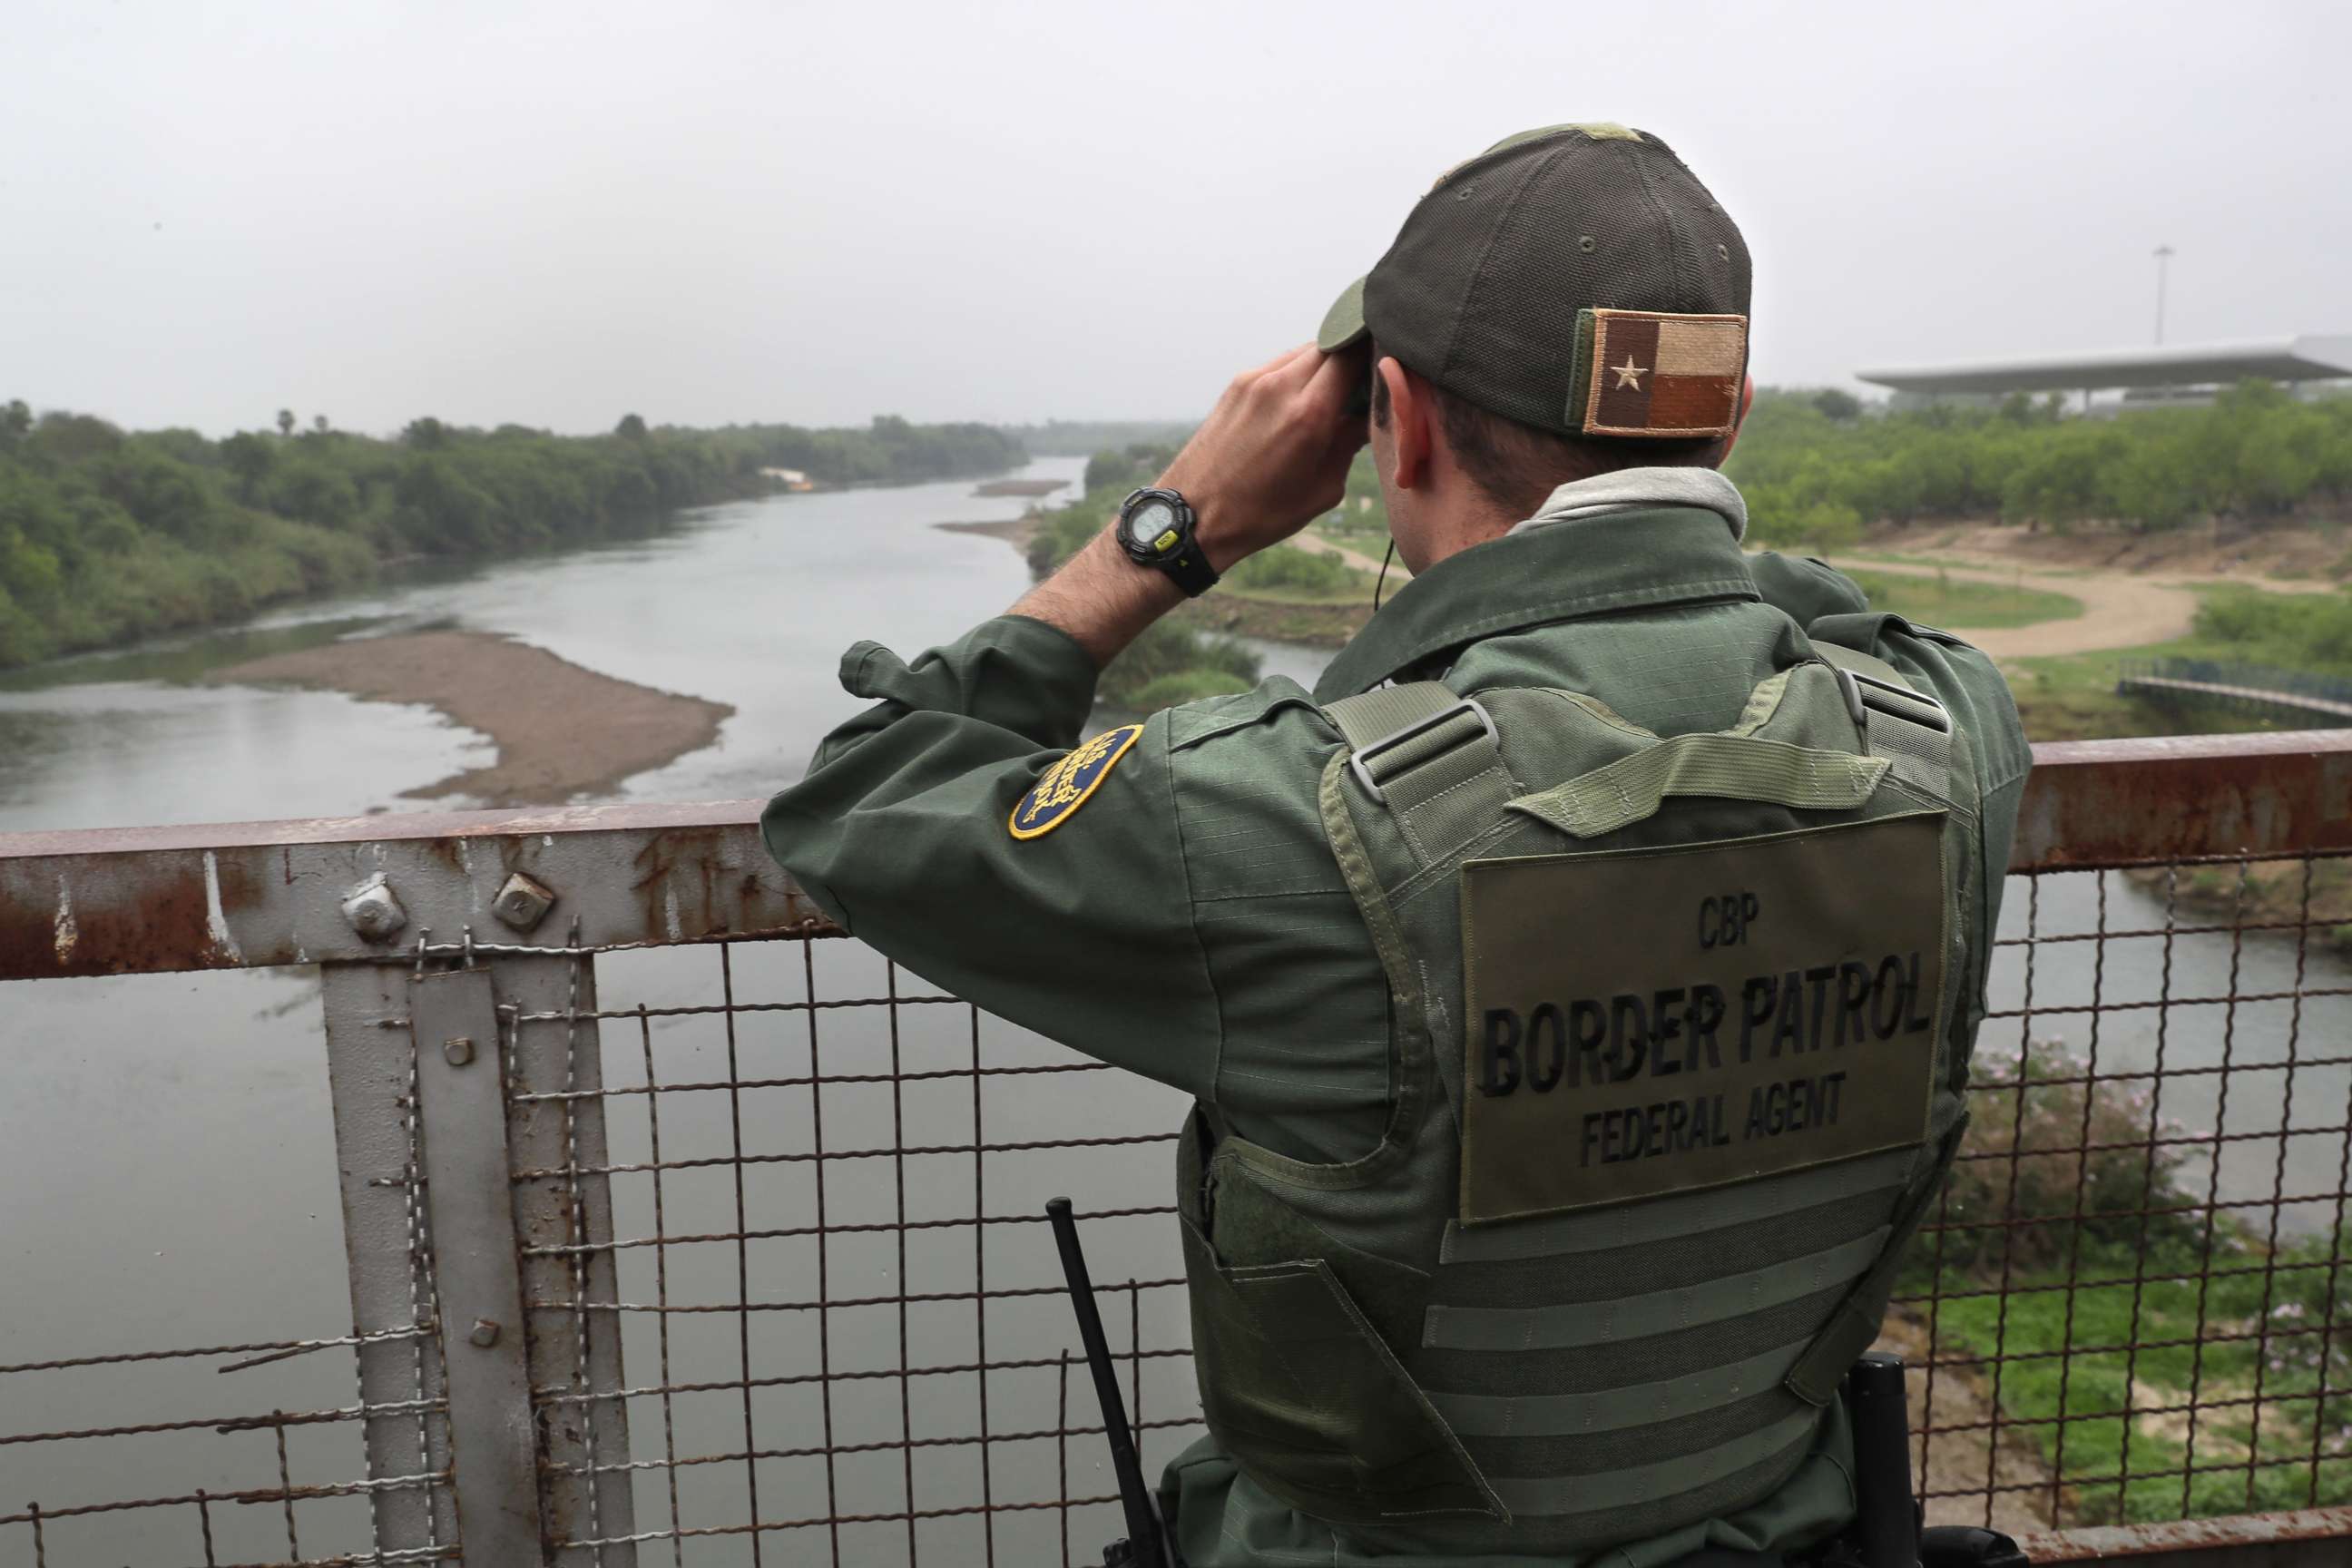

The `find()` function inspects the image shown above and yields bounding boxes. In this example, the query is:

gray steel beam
[321,960,457,1554]
[493,949,638,1563]
[410,968,547,1564]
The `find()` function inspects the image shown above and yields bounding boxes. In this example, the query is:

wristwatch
[1115,487,1220,597]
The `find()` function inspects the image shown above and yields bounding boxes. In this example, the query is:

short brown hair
[1370,344,1725,518]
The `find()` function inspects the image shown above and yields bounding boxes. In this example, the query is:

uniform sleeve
[760,614,1225,1101]
[1747,550,1871,624]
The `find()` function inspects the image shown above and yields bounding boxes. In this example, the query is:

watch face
[1127,500,1177,553]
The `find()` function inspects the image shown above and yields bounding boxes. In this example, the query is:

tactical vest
[1176,645,1982,1559]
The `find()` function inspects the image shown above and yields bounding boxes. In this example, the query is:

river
[1,459,2344,1563]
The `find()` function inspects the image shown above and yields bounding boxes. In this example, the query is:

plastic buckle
[1850,669,1953,734]
[1347,698,1498,804]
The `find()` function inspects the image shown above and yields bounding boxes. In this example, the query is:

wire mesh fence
[0,1000,454,1568]
[7,806,2352,1563]
[0,1345,450,1568]
[514,934,1200,1566]
[1901,849,2352,1537]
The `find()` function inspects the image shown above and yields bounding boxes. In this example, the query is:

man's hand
[1158,342,1371,573]
[1008,344,1369,670]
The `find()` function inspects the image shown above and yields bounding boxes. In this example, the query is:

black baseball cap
[1318,122,1751,440]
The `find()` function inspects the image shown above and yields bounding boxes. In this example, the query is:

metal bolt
[492,870,556,934]
[468,1318,500,1348]
[442,1035,475,1067]
[340,875,407,942]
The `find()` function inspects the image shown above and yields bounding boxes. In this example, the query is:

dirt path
[1823,555,2192,658]
[1826,553,2334,659]
[1301,526,2229,659]
[213,631,732,805]
[1295,528,1404,580]
[1185,524,2336,662]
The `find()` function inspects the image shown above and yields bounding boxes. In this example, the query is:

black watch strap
[1117,487,1220,598]
[1160,543,1219,597]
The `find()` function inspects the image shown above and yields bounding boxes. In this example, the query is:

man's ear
[1379,356,1432,491]
[1719,374,1758,463]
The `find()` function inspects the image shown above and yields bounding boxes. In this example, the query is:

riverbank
[947,507,1387,655]
[1181,593,1367,648]
[936,516,1034,546]
[0,408,1027,671]
[213,631,732,805]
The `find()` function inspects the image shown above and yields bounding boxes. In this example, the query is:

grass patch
[1909,1041,2352,1525]
[2003,636,2307,742]
[1926,1235,2352,1524]
[1127,669,1253,707]
[1843,568,2083,630]
[1995,583,2343,742]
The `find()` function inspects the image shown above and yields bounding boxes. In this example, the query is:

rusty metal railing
[5,731,2352,1565]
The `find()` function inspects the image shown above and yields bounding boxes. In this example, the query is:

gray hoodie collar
[1506,466,1747,544]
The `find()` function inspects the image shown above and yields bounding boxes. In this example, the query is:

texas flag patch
[1574,309,1749,439]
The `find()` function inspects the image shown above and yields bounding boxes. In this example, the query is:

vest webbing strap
[1813,643,1952,799]
[1429,1335,1814,1437]
[1324,681,1514,866]
[1439,1144,1915,1263]
[1485,1406,1820,1518]
[1506,733,1891,839]
[1423,1226,1889,1352]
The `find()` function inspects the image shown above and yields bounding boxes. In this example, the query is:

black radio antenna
[1046,1197,1171,1568]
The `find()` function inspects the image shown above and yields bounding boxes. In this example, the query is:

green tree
[220,431,276,503]
[1812,388,1863,422]
[33,411,123,461]
[266,459,360,527]
[276,409,296,438]
[615,413,649,440]
[96,446,221,540]
[0,399,30,452]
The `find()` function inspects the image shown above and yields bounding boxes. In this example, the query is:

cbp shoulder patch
[1573,309,1749,439]
[1009,723,1144,840]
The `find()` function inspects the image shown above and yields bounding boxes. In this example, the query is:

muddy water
[1,466,2343,1563]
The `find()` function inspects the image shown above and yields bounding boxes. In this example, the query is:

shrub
[1096,618,1259,710]
[1925,1037,2201,1281]
[2193,584,2352,674]
[1129,670,1254,709]
[1225,544,1356,594]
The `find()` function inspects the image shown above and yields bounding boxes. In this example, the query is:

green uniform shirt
[763,502,2030,1565]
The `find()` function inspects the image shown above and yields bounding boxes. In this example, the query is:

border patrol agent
[765,124,2029,1567]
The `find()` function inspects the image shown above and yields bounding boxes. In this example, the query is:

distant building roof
[1857,336,2352,397]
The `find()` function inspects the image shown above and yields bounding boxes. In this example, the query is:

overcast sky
[5,0,2346,437]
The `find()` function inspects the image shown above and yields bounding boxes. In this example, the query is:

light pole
[2153,245,2174,346]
